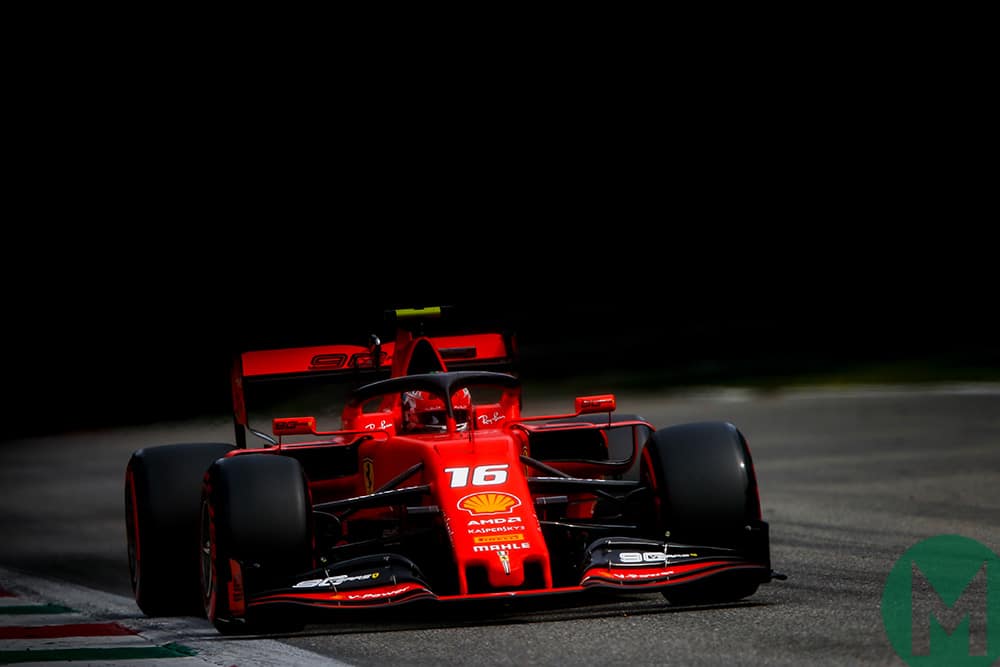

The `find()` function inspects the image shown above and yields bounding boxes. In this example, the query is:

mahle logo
[882,534,999,666]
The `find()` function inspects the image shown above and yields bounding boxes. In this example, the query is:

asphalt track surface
[1,384,998,666]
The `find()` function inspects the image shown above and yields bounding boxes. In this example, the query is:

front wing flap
[578,536,772,590]
[248,554,437,609]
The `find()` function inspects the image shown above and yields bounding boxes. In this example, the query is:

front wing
[240,538,774,613]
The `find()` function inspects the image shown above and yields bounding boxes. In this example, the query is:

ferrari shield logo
[363,458,375,494]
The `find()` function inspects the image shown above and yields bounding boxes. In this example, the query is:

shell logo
[458,492,522,516]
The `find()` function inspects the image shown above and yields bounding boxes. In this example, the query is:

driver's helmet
[402,387,471,433]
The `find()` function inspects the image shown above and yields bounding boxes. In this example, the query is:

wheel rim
[199,499,217,619]
[124,469,141,595]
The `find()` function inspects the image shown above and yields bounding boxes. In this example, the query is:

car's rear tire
[640,421,767,604]
[124,442,235,616]
[200,453,312,634]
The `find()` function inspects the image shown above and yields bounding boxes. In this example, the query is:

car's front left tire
[640,421,770,605]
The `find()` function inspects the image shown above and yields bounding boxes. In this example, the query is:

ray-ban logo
[881,534,999,666]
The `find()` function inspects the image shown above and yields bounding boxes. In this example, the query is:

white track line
[0,565,349,666]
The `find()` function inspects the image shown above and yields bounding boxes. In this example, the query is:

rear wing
[238,333,513,379]
[231,331,518,447]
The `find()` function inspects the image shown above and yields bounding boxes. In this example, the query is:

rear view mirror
[575,394,616,415]
[272,416,318,436]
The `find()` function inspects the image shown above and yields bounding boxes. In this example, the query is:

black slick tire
[641,421,767,604]
[200,453,312,634]
[124,442,235,616]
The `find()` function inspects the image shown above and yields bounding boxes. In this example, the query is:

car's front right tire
[200,453,312,634]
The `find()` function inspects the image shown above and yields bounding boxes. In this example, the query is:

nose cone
[488,549,524,587]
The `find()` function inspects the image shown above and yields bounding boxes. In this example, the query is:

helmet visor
[416,408,469,431]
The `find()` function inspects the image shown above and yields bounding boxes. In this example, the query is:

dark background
[7,51,994,438]
[6,15,993,439]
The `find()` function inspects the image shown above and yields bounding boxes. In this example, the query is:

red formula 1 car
[124,307,783,634]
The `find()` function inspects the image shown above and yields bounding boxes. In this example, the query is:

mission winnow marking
[0,586,197,664]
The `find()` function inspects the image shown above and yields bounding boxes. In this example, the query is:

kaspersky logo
[881,534,999,665]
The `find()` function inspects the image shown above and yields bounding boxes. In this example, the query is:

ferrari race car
[124,307,783,634]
